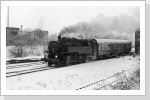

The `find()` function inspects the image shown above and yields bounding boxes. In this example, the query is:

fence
[76,66,140,90]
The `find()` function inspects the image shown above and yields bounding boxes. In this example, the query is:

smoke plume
[59,7,140,44]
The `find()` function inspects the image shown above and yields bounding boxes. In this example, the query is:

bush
[7,45,45,58]
[8,46,21,58]
[110,67,140,90]
[93,67,140,90]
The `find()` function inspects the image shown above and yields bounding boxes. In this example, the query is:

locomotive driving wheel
[82,55,87,63]
[78,55,83,63]
[48,62,51,67]
[48,59,52,67]
[55,62,61,67]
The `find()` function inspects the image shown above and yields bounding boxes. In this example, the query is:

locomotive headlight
[55,55,58,58]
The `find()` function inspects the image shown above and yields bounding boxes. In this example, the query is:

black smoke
[59,7,140,43]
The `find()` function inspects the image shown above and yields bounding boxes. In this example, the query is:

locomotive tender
[44,36,132,67]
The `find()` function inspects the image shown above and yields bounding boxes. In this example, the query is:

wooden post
[20,25,23,57]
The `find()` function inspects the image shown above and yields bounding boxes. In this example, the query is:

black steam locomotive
[44,36,132,67]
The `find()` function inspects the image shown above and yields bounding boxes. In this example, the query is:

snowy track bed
[6,61,47,77]
[7,55,140,90]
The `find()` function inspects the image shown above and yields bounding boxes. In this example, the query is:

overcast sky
[8,6,139,34]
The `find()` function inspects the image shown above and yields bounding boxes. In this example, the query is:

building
[135,28,140,55]
[6,27,48,46]
[6,27,19,45]
[6,27,19,36]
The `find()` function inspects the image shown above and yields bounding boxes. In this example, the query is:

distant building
[135,28,140,55]
[6,27,48,46]
[6,27,19,45]
[6,27,19,36]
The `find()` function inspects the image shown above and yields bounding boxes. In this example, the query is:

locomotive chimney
[58,36,61,41]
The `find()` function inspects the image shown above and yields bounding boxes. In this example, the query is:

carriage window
[116,44,118,49]
[99,44,101,50]
[108,44,110,50]
[119,44,121,49]
[127,44,129,48]
[113,44,116,49]
[101,44,104,50]
[105,44,108,50]
[117,44,119,49]
[102,44,105,50]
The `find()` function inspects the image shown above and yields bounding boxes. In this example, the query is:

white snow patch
[6,55,140,90]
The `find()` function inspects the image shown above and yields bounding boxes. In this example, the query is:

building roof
[95,39,131,44]
[136,28,140,32]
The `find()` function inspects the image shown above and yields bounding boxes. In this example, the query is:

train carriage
[95,39,132,58]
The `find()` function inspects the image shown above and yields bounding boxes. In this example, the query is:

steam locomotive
[44,36,132,67]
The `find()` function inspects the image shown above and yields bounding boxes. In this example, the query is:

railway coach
[95,39,132,59]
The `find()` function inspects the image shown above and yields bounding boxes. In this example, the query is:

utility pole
[20,25,23,57]
[7,6,9,27]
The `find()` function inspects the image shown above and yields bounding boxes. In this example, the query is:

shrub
[110,67,140,90]
[7,45,45,58]
[93,67,140,90]
[8,46,21,57]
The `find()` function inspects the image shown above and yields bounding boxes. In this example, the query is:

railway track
[76,75,117,90]
[6,66,54,78]
[6,61,44,69]
[6,55,133,78]
[6,59,43,65]
[6,60,52,78]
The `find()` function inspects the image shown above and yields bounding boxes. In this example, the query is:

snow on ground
[6,55,140,90]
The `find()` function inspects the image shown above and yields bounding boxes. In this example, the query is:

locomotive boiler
[44,36,98,67]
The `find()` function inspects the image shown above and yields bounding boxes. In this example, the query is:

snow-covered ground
[6,55,140,90]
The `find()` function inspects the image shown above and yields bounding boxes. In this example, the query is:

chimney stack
[58,36,61,41]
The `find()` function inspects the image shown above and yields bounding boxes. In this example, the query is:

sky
[8,6,139,34]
